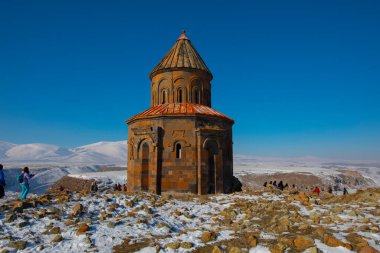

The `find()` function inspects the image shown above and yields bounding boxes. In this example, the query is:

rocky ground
[237,170,376,192]
[0,188,379,253]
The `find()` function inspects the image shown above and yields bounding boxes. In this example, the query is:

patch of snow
[136,247,156,253]
[259,232,277,240]
[357,232,380,251]
[249,245,271,253]
[315,239,354,253]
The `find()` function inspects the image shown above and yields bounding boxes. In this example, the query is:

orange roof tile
[149,31,212,79]
[126,103,234,124]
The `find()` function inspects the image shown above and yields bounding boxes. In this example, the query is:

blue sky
[0,1,379,159]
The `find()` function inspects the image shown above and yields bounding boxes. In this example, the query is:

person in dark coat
[91,181,98,192]
[123,184,127,192]
[328,186,333,194]
[273,181,277,187]
[343,188,348,195]
[278,181,284,191]
[263,182,267,187]
[117,183,122,191]
[0,164,5,198]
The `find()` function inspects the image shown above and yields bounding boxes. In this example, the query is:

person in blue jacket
[20,167,34,200]
[0,164,5,198]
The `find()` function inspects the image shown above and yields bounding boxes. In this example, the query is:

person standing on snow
[313,186,320,195]
[19,167,34,200]
[0,164,6,198]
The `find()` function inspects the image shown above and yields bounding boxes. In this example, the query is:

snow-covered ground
[0,189,379,252]
[0,192,237,252]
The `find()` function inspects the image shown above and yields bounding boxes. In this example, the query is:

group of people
[114,183,127,192]
[0,164,35,200]
[263,180,293,191]
[263,179,350,196]
[312,185,348,195]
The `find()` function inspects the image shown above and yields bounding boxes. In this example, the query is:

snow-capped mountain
[69,141,126,164]
[0,140,127,165]
[5,143,73,161]
[0,141,17,159]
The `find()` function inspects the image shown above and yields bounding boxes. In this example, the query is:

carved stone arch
[203,138,220,154]
[170,139,191,152]
[158,79,170,104]
[138,139,151,192]
[202,138,221,194]
[189,75,202,86]
[174,77,186,86]
[137,138,154,159]
[161,89,169,104]
[174,78,187,103]
[192,86,200,104]
[176,87,187,103]
[171,139,191,160]
[190,79,202,104]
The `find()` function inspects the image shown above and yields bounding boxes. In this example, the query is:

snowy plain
[0,140,379,195]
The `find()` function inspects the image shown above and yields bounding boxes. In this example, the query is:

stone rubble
[0,188,378,252]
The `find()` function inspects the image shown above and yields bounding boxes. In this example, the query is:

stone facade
[126,32,234,194]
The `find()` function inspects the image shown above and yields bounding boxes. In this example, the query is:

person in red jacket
[313,186,320,195]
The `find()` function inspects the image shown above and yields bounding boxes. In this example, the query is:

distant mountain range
[1,140,379,167]
[1,140,379,191]
[0,141,127,165]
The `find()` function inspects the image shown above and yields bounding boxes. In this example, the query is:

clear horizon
[1,1,379,160]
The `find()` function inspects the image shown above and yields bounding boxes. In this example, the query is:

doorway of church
[141,142,149,191]
[207,154,216,194]
[204,139,218,194]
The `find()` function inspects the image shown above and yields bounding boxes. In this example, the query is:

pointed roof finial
[177,30,188,40]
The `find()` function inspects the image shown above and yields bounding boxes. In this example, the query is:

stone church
[126,32,235,195]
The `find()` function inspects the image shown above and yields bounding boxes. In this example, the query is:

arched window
[193,87,200,104]
[161,90,167,104]
[175,143,182,159]
[177,89,183,103]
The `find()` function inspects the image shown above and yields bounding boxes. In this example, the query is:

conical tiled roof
[149,31,212,79]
